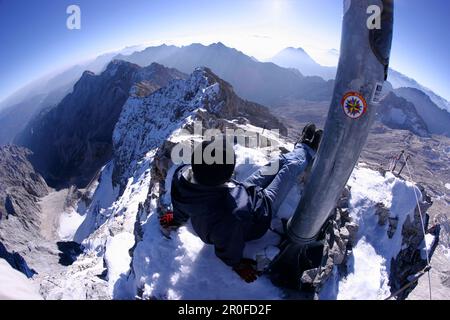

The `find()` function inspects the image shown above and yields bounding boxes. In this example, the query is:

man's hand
[233,258,258,283]
[159,211,175,228]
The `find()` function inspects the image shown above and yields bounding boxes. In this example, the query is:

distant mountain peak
[285,46,307,53]
[112,42,334,105]
[388,69,450,113]
[211,41,227,48]
[81,70,95,77]
[270,47,336,80]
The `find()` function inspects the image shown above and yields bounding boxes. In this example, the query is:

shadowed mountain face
[388,69,450,113]
[378,92,429,137]
[0,145,49,275]
[16,61,186,188]
[115,43,334,107]
[0,85,76,146]
[395,87,450,137]
[0,49,143,146]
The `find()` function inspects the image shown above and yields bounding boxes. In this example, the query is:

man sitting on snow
[160,124,322,283]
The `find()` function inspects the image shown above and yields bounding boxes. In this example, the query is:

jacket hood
[171,165,232,217]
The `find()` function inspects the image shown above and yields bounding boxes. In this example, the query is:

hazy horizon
[1,0,449,103]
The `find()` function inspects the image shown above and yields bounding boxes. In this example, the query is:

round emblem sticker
[341,92,367,119]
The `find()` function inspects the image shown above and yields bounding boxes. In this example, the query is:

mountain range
[0,42,449,149]
[394,87,450,137]
[267,46,450,114]
[114,43,334,106]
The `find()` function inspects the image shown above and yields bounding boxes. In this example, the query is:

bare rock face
[394,87,450,137]
[389,185,436,299]
[298,187,358,295]
[0,145,50,274]
[0,145,48,220]
[378,92,430,137]
[16,60,186,188]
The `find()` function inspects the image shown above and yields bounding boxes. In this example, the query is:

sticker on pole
[341,92,367,119]
[371,82,384,104]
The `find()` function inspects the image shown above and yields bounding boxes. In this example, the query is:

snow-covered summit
[38,68,436,300]
[113,67,286,186]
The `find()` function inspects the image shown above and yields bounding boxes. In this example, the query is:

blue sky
[0,0,449,102]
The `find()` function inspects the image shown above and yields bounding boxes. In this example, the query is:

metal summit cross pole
[269,0,395,289]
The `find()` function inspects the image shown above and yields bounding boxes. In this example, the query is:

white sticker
[371,82,384,104]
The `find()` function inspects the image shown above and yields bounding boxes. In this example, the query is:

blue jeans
[244,144,314,216]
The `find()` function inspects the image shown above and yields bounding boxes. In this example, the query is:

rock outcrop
[377,92,430,137]
[0,145,50,274]
[395,87,450,137]
[113,67,287,188]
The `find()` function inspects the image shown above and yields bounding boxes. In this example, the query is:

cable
[402,153,433,301]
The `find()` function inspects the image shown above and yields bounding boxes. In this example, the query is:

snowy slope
[130,131,288,300]
[320,167,432,300]
[0,259,42,300]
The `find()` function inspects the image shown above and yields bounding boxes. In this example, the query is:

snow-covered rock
[0,259,42,300]
[320,167,434,300]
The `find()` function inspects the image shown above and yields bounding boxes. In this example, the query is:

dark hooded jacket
[171,165,272,267]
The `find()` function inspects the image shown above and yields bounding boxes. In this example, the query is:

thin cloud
[252,34,272,39]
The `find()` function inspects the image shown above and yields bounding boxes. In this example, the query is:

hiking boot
[309,129,323,151]
[299,123,316,145]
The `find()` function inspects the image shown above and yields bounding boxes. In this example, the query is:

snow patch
[0,259,42,300]
[58,210,86,241]
[421,234,436,260]
[322,168,424,300]
[337,240,390,300]
[105,232,135,284]
[73,163,119,243]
